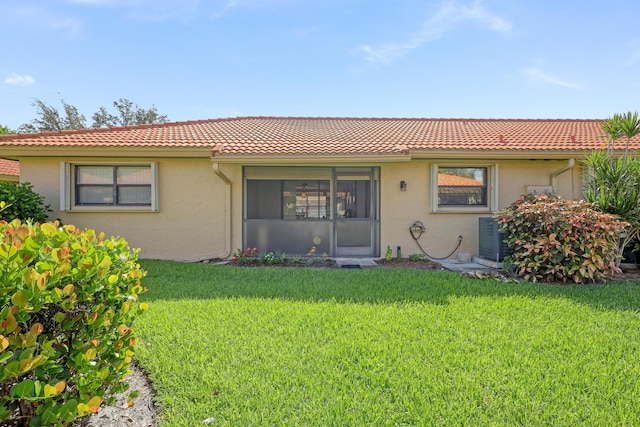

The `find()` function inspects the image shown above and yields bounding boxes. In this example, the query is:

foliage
[583,150,640,260]
[408,253,427,261]
[231,247,258,265]
[91,98,168,128]
[18,99,86,133]
[583,112,640,265]
[385,245,392,261]
[0,183,50,223]
[497,194,627,283]
[0,125,15,135]
[18,98,168,133]
[135,260,640,426]
[0,220,148,426]
[230,247,332,267]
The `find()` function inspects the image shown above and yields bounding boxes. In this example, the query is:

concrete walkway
[438,257,503,273]
[333,257,503,273]
[333,258,379,268]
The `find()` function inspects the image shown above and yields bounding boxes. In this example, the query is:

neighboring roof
[0,159,19,178]
[0,117,637,158]
[438,173,483,187]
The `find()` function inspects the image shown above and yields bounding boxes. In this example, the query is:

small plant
[232,247,258,265]
[321,252,329,262]
[501,255,518,279]
[409,253,426,261]
[262,252,278,265]
[497,194,627,283]
[306,246,317,266]
[385,245,393,261]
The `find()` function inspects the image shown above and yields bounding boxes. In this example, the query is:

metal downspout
[550,159,575,195]
[212,162,232,259]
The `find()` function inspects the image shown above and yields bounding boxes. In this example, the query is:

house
[0,159,19,183]
[0,116,636,262]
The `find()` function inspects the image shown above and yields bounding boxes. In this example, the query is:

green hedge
[0,218,148,426]
[0,183,50,223]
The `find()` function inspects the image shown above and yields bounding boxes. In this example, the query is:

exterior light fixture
[400,180,407,191]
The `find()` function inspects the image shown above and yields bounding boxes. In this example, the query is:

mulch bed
[374,259,443,270]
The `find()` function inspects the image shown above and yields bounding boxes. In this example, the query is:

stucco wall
[20,158,229,261]
[379,159,583,260]
[19,157,584,261]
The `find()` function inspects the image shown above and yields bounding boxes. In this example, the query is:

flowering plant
[232,247,258,265]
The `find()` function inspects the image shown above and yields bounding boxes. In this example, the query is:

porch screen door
[335,174,374,256]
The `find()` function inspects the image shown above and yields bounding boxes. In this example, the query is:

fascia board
[209,154,411,164]
[409,149,595,160]
[0,147,212,159]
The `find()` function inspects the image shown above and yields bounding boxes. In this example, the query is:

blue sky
[1,0,639,130]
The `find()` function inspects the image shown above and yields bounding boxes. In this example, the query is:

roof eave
[0,146,213,159]
[210,153,412,164]
[410,149,599,160]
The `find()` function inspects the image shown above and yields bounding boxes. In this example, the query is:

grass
[133,260,640,426]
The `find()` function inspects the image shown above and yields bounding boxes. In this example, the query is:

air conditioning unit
[478,217,511,261]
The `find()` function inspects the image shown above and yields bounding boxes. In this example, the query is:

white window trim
[61,162,159,212]
[430,163,498,213]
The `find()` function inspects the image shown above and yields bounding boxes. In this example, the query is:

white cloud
[212,0,238,18]
[0,4,83,36]
[358,0,511,64]
[521,67,581,89]
[4,73,35,86]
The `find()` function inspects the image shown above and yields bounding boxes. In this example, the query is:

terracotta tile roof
[438,173,483,186]
[0,117,637,156]
[0,159,19,177]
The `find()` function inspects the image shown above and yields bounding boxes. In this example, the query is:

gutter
[550,159,575,192]
[211,162,232,259]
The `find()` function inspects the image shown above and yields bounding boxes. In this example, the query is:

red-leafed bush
[497,194,628,283]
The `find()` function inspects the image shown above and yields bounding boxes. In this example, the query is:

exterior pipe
[550,158,575,194]
[212,162,232,259]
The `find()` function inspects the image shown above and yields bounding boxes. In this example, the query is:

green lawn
[134,260,640,426]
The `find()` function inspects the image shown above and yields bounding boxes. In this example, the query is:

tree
[18,98,86,133]
[91,98,168,128]
[618,111,640,159]
[0,124,15,134]
[584,111,640,266]
[600,111,640,158]
[18,98,168,133]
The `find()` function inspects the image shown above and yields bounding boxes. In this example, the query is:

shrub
[583,150,640,265]
[0,219,148,426]
[497,194,627,283]
[0,183,50,223]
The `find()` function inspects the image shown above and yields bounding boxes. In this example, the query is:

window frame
[61,162,159,212]
[431,163,498,213]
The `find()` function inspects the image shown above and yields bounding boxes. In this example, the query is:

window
[61,163,158,211]
[246,179,330,220]
[432,164,496,212]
